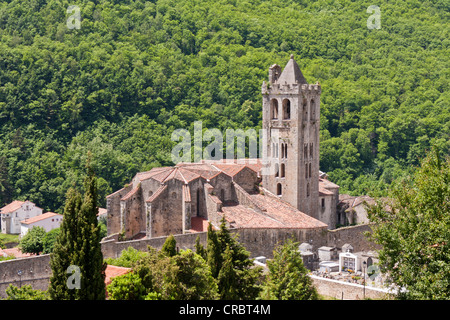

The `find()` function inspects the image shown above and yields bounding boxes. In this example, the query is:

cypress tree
[49,155,106,300]
[207,217,262,299]
[206,222,222,279]
[73,160,106,300]
[48,188,82,300]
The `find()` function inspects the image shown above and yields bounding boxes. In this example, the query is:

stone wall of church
[233,167,259,193]
[106,185,133,236]
[150,180,185,237]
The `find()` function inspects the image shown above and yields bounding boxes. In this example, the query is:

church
[106,55,340,241]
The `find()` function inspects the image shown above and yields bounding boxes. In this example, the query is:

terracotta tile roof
[105,265,132,286]
[208,194,222,205]
[221,192,327,229]
[177,163,220,179]
[182,185,191,202]
[0,200,25,214]
[162,167,201,184]
[319,178,339,189]
[319,187,334,196]
[177,168,201,183]
[146,185,167,203]
[121,184,140,201]
[136,167,174,183]
[213,164,247,177]
[189,217,209,232]
[106,186,130,199]
[0,247,32,258]
[21,212,62,225]
[136,167,172,181]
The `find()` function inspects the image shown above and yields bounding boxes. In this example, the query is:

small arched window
[302,98,308,121]
[275,163,279,177]
[280,163,285,178]
[271,99,279,120]
[282,99,291,120]
[148,190,153,198]
[277,183,282,196]
[310,99,316,121]
[307,183,310,197]
[305,163,308,179]
[309,163,312,178]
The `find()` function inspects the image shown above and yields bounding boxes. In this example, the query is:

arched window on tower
[309,163,312,178]
[280,163,285,178]
[302,98,308,122]
[271,99,279,120]
[277,183,282,196]
[304,144,308,159]
[285,144,288,158]
[310,99,316,121]
[282,99,291,120]
[305,163,308,179]
[307,183,310,197]
[310,143,313,158]
[275,163,279,177]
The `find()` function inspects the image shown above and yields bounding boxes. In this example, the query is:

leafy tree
[19,226,46,255]
[107,272,146,300]
[195,235,206,260]
[5,284,49,300]
[105,246,149,268]
[161,234,177,257]
[172,249,219,300]
[0,156,12,206]
[261,238,318,300]
[42,228,60,254]
[132,246,218,300]
[367,149,450,300]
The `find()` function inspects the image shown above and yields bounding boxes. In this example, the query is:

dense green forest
[0,0,448,213]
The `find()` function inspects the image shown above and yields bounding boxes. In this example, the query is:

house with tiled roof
[106,56,340,241]
[20,212,63,237]
[0,200,43,234]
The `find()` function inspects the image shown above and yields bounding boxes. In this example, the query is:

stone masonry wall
[310,275,392,300]
[0,254,51,299]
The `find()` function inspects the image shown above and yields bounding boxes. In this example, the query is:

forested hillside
[0,0,448,212]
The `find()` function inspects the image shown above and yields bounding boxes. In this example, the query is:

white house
[0,200,43,234]
[20,212,63,237]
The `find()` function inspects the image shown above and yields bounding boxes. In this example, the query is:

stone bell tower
[261,54,321,219]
